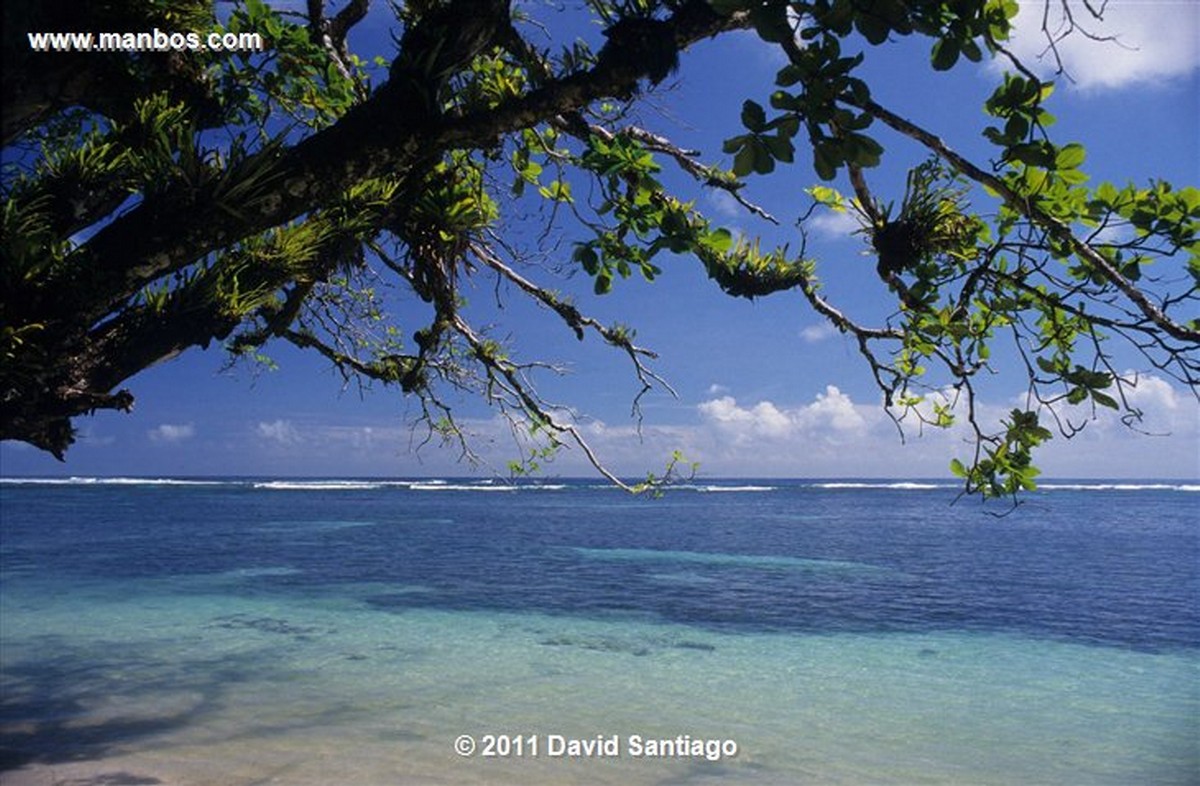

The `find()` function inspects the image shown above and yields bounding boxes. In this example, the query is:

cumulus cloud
[800,322,840,344]
[799,386,870,433]
[682,374,1199,478]
[698,386,870,444]
[1000,0,1200,91]
[700,396,793,439]
[1056,372,1199,438]
[326,424,408,451]
[705,190,744,220]
[1026,374,1199,477]
[186,377,1195,480]
[805,208,861,240]
[1123,373,1185,413]
[148,423,195,443]
[256,419,301,446]
[691,387,934,475]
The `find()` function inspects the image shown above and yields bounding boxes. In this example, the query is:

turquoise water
[1,478,1197,784]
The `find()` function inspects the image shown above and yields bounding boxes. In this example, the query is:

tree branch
[842,94,1200,345]
[41,0,741,336]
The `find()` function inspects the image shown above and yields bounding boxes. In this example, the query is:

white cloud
[1001,0,1200,91]
[800,322,840,343]
[806,208,861,240]
[256,419,301,446]
[702,396,794,438]
[1123,373,1184,413]
[323,424,409,451]
[148,423,195,443]
[797,385,870,433]
[705,190,744,220]
[173,377,1195,480]
[1052,372,1199,437]
[692,388,941,475]
[1028,374,1200,477]
[681,375,1199,478]
[698,386,871,445]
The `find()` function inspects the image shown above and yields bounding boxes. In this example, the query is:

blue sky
[2,0,1197,480]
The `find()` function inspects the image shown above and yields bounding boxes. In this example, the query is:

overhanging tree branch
[842,94,1200,345]
[3,0,1195,500]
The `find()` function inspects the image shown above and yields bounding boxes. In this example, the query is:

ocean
[0,477,1196,785]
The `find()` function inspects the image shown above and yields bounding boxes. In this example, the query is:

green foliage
[220,0,366,128]
[2,0,1195,499]
[1,195,68,284]
[633,449,700,495]
[951,409,1052,497]
[572,131,813,299]
[455,51,530,110]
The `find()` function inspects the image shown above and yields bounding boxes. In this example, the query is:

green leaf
[741,100,767,133]
[773,114,801,138]
[813,143,838,181]
[1055,143,1086,170]
[931,38,960,71]
[844,132,883,167]
[1008,142,1054,168]
[769,90,797,111]
[1058,168,1089,185]
[808,185,845,208]
[574,244,599,275]
[733,144,756,177]
[537,180,572,201]
[1004,114,1029,141]
[752,141,776,174]
[764,134,795,163]
[1035,356,1060,375]
[1095,181,1120,206]
[750,4,792,43]
[855,13,890,44]
[1179,186,1200,212]
[703,228,734,253]
[776,64,804,87]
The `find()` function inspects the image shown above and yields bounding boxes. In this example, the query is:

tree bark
[2,0,744,457]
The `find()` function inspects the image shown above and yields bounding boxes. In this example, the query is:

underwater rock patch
[206,614,328,640]
[539,635,651,657]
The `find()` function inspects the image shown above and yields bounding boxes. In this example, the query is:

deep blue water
[1,477,1197,785]
[3,478,1196,652]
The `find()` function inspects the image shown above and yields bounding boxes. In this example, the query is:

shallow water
[1,478,1197,784]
